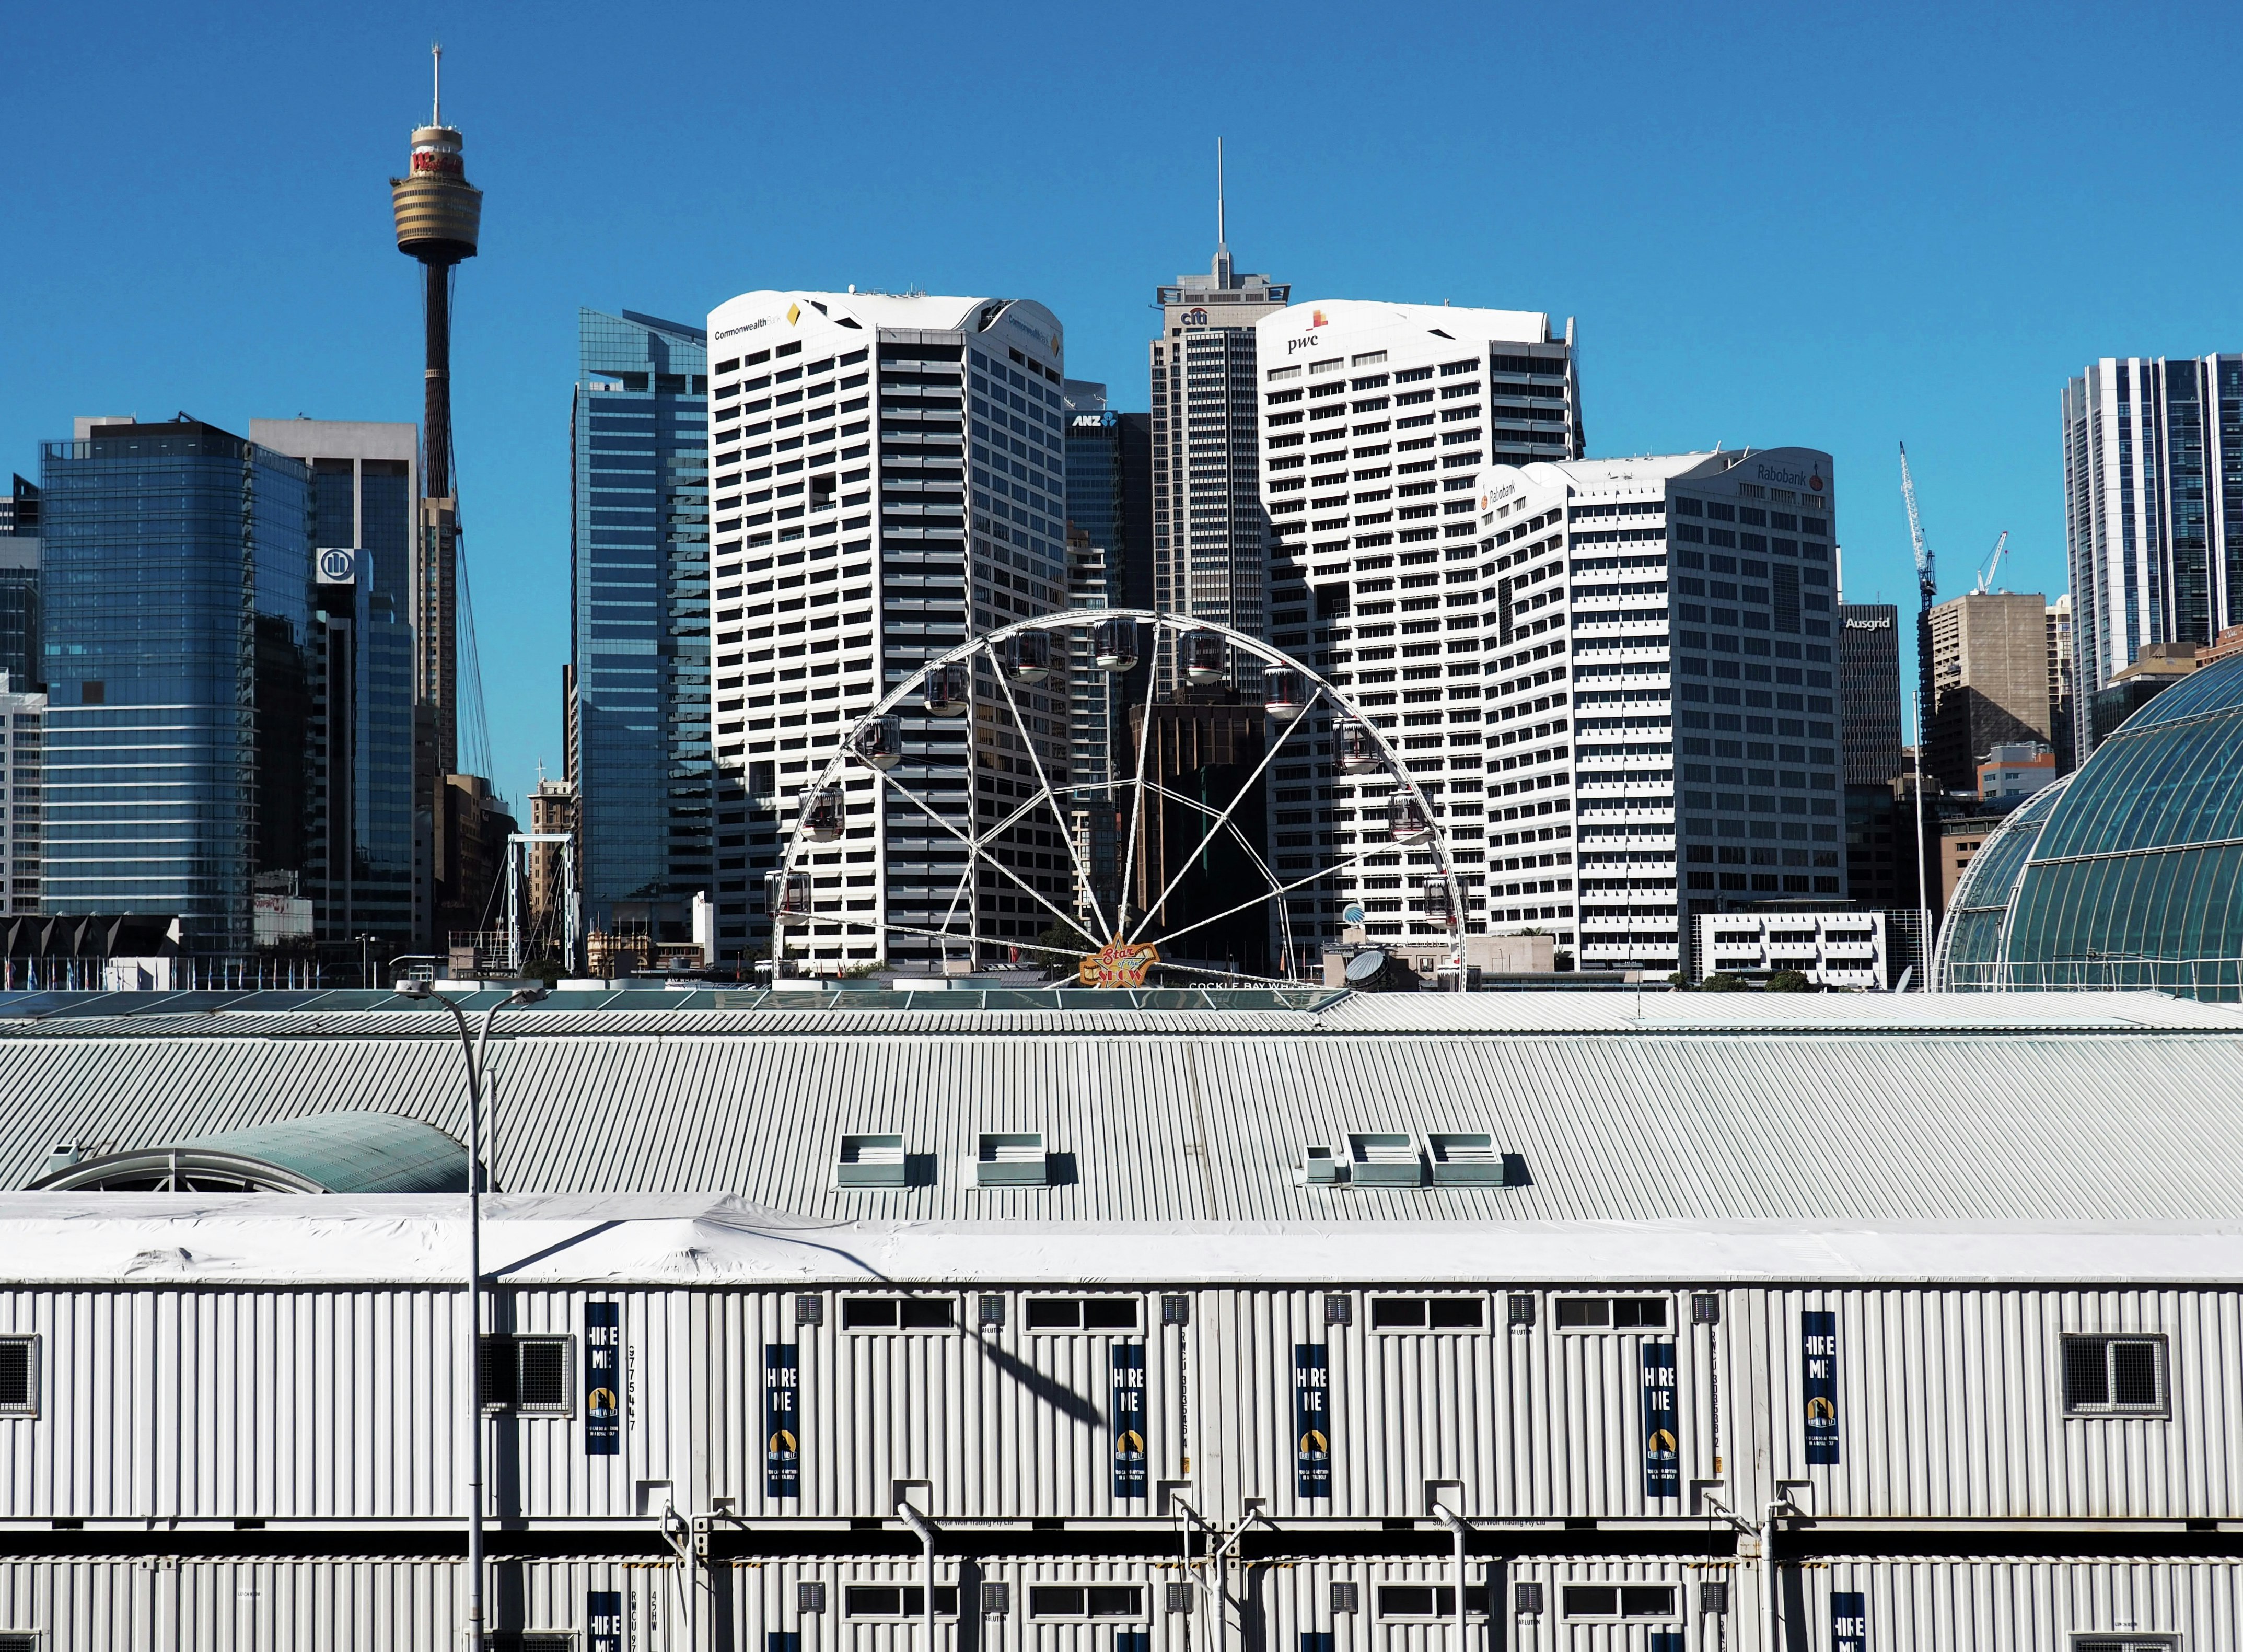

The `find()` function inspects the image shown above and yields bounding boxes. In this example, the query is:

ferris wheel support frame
[771,610,1468,987]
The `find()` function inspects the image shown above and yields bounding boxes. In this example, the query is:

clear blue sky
[6,1,2240,805]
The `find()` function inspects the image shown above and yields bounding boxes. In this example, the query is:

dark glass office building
[252,421,421,957]
[1062,384,1154,777]
[40,419,314,952]
[0,476,37,692]
[1837,603,1903,787]
[1061,383,1154,927]
[570,309,711,925]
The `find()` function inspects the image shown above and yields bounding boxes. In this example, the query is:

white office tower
[704,291,1072,969]
[1257,301,1578,952]
[1258,343,1841,975]
[1149,236,1291,689]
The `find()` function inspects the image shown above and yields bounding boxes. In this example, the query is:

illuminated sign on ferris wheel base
[1079,941,1159,989]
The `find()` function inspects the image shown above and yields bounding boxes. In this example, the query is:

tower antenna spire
[1217,136,1227,253]
[1212,137,1234,288]
[432,40,442,127]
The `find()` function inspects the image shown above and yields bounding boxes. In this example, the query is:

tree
[1699,972,1748,993]
[1035,925,1086,958]
[1766,970,1814,993]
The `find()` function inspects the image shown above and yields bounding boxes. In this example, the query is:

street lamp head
[506,986,550,1007]
[393,978,434,999]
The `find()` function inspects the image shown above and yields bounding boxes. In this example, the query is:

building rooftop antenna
[1217,137,1227,251]
[432,40,442,127]
[1214,137,1234,288]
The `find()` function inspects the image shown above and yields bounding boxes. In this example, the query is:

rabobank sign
[1753,458,1826,492]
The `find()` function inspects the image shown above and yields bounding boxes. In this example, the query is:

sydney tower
[388,44,481,783]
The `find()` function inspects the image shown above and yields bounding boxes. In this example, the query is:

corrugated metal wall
[0,1557,466,1651]
[1784,1557,2243,1649]
[1756,1287,2243,1521]
[0,1557,682,1651]
[17,1281,2243,1527]
[9,1556,2243,1650]
[0,1285,459,1520]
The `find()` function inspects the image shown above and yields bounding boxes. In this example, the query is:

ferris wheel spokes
[869,760,1101,955]
[1111,618,1169,944]
[1125,831,1417,960]
[875,762,1103,955]
[985,634,1113,945]
[775,611,1466,984]
[1122,681,1324,949]
[1135,773,1303,971]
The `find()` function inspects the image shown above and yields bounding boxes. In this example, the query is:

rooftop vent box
[977,1132,1048,1188]
[1348,1132,1424,1188]
[838,1133,907,1189]
[1428,1132,1502,1186]
[1301,1144,1342,1185]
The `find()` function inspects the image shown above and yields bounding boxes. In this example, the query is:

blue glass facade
[571,310,710,916]
[1935,652,2243,998]
[305,456,418,952]
[40,421,313,952]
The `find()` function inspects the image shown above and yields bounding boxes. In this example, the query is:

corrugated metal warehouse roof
[0,990,2237,1223]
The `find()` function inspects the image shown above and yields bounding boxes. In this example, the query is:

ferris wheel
[768,611,1463,987]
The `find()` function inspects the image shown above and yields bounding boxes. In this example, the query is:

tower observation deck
[388,46,481,787]
[388,44,507,956]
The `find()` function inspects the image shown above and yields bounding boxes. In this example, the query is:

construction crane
[1899,442,1936,614]
[1971,530,2010,595]
[1899,442,1938,712]
[1899,442,1939,960]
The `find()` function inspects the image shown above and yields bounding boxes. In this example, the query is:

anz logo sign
[315,548,358,586]
[1072,413,1118,430]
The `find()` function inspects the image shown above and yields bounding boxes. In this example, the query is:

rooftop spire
[1213,137,1235,288]
[432,40,443,127]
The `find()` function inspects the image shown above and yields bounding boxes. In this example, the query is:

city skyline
[5,3,2242,812]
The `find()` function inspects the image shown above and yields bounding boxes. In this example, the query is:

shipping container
[16,1269,2243,1529]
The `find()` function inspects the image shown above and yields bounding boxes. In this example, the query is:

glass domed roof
[1935,653,2243,999]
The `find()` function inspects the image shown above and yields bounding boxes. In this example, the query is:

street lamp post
[396,978,549,1651]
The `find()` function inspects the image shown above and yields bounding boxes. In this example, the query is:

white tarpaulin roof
[7,1193,2243,1288]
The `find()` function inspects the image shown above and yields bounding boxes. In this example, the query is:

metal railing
[1943,954,2243,1002]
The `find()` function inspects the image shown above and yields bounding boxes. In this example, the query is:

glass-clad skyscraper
[250,420,421,956]
[2063,354,2243,759]
[569,309,711,924]
[40,418,315,952]
[1062,381,1153,925]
